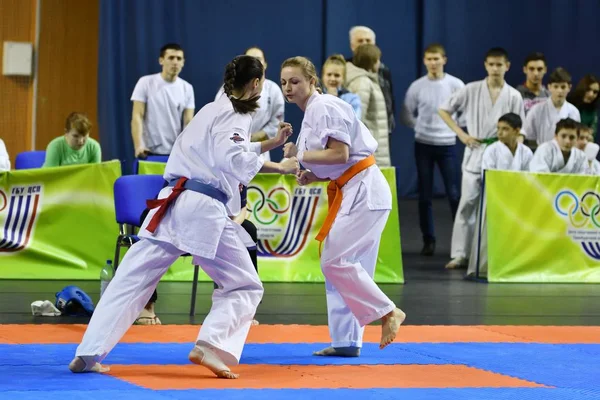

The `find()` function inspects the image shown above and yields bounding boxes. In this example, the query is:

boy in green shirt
[44,112,101,167]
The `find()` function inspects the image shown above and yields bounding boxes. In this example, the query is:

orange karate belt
[315,154,376,248]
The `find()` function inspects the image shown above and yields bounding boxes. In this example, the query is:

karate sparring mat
[1,324,600,399]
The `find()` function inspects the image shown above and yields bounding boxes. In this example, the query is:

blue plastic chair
[112,174,200,316]
[132,155,169,174]
[147,155,169,163]
[15,151,46,169]
[113,174,165,270]
[114,174,166,228]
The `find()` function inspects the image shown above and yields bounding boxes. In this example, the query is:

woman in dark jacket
[568,74,600,138]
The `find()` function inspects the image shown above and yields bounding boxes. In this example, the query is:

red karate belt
[145,177,187,234]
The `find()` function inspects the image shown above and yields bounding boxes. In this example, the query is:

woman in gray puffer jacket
[345,44,390,166]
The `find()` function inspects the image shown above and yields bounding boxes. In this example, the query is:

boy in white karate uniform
[69,55,299,379]
[529,118,587,174]
[524,68,580,148]
[467,113,533,277]
[439,48,524,269]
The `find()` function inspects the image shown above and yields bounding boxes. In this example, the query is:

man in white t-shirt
[131,43,195,158]
[401,43,464,256]
[128,44,195,325]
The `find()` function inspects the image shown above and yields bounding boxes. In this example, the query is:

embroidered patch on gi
[230,133,245,143]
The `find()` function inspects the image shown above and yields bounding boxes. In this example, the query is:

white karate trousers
[321,182,395,348]
[75,224,263,366]
[451,170,482,259]
[467,189,488,277]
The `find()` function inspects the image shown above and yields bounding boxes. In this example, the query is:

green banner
[1,161,402,283]
[139,161,404,283]
[137,161,168,175]
[486,170,600,283]
[0,161,122,279]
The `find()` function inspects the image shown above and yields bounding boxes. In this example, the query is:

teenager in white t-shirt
[131,43,195,158]
[401,43,464,256]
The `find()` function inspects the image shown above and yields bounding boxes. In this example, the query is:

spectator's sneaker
[420,242,436,256]
[445,257,467,269]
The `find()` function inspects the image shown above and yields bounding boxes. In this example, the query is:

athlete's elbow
[336,148,350,163]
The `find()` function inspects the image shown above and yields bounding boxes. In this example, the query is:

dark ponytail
[223,55,264,114]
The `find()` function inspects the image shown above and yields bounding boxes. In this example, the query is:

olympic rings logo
[555,190,600,228]
[248,186,291,225]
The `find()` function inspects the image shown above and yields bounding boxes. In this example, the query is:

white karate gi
[440,79,524,259]
[585,159,600,175]
[297,92,395,348]
[75,94,265,366]
[467,142,533,277]
[523,98,581,145]
[529,140,588,174]
[216,79,285,161]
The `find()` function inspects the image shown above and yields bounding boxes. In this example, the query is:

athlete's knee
[246,271,264,294]
[320,255,347,278]
[248,280,264,306]
[256,284,264,301]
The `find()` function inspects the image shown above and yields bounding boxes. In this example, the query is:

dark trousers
[415,142,460,244]
[214,219,258,289]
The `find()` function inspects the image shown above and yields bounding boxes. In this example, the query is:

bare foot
[188,345,239,379]
[68,356,110,373]
[380,308,406,349]
[313,346,360,357]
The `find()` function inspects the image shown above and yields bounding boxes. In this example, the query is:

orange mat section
[1,324,599,344]
[109,364,548,390]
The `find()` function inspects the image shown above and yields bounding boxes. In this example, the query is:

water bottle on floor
[100,259,114,298]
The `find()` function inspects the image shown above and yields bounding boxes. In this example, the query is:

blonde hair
[65,112,92,134]
[281,56,321,92]
[322,54,347,81]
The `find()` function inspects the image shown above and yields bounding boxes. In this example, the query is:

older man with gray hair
[349,26,396,137]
